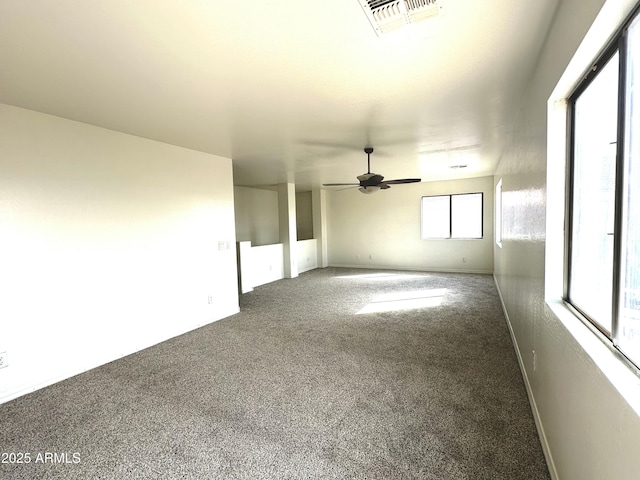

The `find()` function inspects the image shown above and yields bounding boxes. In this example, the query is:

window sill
[546,298,640,417]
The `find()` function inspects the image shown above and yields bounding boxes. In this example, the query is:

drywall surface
[234,186,279,246]
[494,0,640,478]
[327,176,494,273]
[0,104,239,403]
[237,239,316,294]
[297,239,318,273]
[237,241,285,292]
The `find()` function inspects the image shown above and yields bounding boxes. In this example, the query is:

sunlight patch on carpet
[357,288,447,314]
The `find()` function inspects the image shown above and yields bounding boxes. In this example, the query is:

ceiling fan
[323,147,421,194]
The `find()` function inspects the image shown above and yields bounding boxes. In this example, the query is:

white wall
[312,189,329,268]
[296,239,318,274]
[237,239,317,294]
[233,186,279,246]
[0,104,239,404]
[327,176,494,273]
[247,243,285,289]
[494,1,640,479]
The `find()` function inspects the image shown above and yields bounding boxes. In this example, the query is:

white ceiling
[0,0,559,191]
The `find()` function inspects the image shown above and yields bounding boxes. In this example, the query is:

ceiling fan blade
[323,182,359,186]
[381,178,421,185]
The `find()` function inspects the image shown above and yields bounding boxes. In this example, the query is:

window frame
[565,7,640,368]
[420,192,484,240]
[566,42,621,337]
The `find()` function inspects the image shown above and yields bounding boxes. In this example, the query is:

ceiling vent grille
[358,0,443,36]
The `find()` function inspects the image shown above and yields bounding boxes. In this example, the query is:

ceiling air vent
[358,0,443,36]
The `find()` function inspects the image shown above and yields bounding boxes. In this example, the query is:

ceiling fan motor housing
[357,172,384,185]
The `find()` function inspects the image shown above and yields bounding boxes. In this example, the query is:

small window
[495,179,502,248]
[421,193,483,239]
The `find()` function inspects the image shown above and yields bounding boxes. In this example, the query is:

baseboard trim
[493,275,559,480]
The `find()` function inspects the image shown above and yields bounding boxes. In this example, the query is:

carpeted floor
[0,267,550,479]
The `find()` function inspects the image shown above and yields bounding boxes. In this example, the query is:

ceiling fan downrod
[364,147,373,174]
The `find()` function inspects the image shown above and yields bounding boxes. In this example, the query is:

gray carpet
[0,267,550,479]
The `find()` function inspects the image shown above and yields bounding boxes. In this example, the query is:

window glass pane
[452,193,482,238]
[619,17,640,364]
[421,195,450,238]
[569,52,619,333]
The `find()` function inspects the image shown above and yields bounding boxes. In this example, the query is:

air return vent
[358,0,443,36]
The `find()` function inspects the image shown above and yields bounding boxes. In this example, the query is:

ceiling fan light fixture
[359,186,381,194]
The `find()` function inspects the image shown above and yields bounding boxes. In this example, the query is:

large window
[568,10,640,367]
[421,193,483,239]
[569,51,618,333]
[619,13,640,362]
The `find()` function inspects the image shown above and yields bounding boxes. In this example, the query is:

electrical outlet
[207,295,213,304]
[0,352,8,369]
